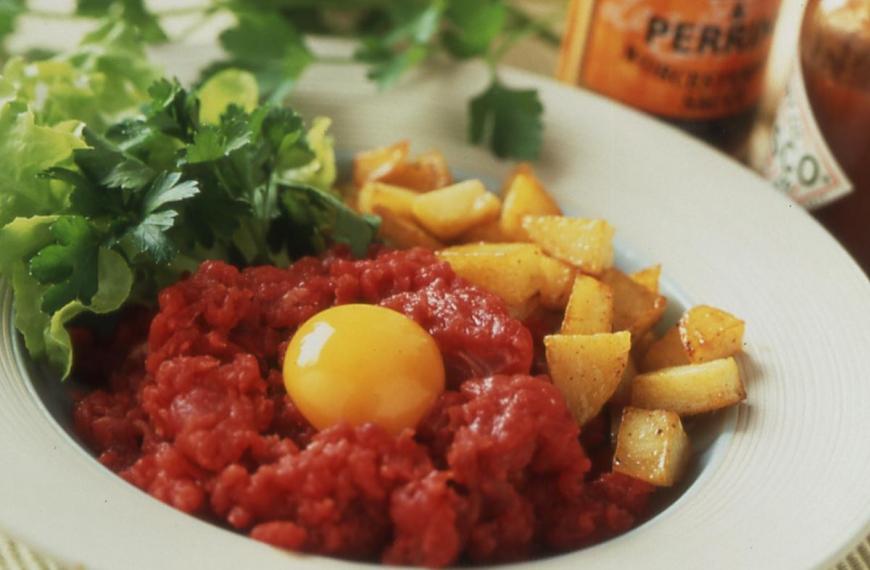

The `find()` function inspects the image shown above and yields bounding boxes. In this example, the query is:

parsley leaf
[470,78,544,160]
[140,171,199,215]
[28,216,101,313]
[355,1,445,89]
[124,209,178,264]
[278,183,379,258]
[76,0,167,43]
[122,172,199,265]
[218,5,313,102]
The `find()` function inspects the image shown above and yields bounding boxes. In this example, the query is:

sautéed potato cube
[538,256,576,309]
[640,326,690,371]
[631,357,746,415]
[613,407,690,486]
[630,264,661,294]
[459,219,511,244]
[561,275,614,334]
[499,164,562,240]
[412,180,501,241]
[681,305,746,364]
[600,268,667,338]
[353,140,409,188]
[379,149,452,191]
[374,205,444,250]
[522,215,615,275]
[357,182,419,218]
[544,332,631,425]
[437,243,545,313]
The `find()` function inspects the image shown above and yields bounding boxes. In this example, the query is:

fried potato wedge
[458,219,511,244]
[600,268,667,338]
[437,243,546,314]
[630,264,661,294]
[544,331,631,425]
[610,355,638,408]
[412,180,501,241]
[681,305,746,364]
[639,326,689,372]
[353,140,409,189]
[522,216,615,275]
[613,407,690,487]
[538,256,576,309]
[357,182,418,219]
[380,149,452,191]
[499,164,561,240]
[630,357,746,415]
[560,275,613,334]
[640,305,745,371]
[374,205,444,250]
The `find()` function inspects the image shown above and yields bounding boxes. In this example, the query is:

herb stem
[504,3,562,48]
[151,5,216,18]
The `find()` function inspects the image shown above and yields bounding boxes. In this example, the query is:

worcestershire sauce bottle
[558,0,782,156]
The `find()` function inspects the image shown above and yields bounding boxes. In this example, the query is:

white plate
[1,40,870,570]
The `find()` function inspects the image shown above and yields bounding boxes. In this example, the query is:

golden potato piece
[522,216,615,275]
[374,205,443,250]
[380,149,452,191]
[457,219,511,244]
[544,331,631,425]
[630,264,661,294]
[610,355,638,408]
[630,357,746,416]
[632,330,657,361]
[681,305,746,364]
[538,255,575,309]
[613,407,690,487]
[357,182,418,218]
[499,164,561,240]
[437,243,544,313]
[640,305,744,371]
[639,326,689,372]
[560,275,613,334]
[599,268,667,338]
[353,140,409,189]
[412,180,501,241]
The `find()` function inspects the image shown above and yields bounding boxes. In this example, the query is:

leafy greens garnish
[1,1,555,160]
[0,36,377,378]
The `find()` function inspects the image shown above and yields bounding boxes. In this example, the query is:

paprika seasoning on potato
[557,0,782,156]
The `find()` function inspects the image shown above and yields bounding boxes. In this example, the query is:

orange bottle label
[558,0,781,119]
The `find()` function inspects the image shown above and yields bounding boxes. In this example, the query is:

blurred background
[507,0,868,273]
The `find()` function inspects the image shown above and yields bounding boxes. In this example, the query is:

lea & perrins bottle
[558,0,782,156]
[765,0,870,272]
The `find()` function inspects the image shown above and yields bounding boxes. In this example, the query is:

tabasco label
[764,58,853,209]
[558,0,782,119]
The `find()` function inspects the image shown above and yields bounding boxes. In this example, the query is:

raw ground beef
[72,247,653,566]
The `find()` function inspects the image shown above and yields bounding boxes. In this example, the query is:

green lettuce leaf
[198,68,259,125]
[0,216,57,358]
[0,95,86,227]
[2,17,158,130]
[279,116,337,193]
[43,246,133,378]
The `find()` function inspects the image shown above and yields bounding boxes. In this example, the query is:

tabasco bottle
[765,0,870,272]
[558,0,782,156]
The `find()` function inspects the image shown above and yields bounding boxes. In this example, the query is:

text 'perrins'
[644,4,775,55]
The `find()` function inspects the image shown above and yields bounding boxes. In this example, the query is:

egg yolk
[283,304,445,435]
